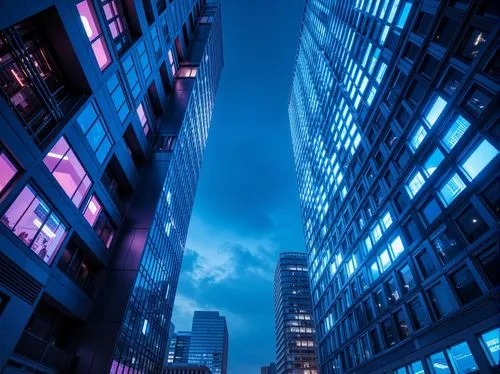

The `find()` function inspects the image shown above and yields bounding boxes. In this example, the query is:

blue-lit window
[422,198,442,224]
[372,224,383,242]
[479,328,500,366]
[410,361,425,374]
[382,211,393,230]
[390,236,405,258]
[369,261,380,281]
[410,125,427,151]
[380,25,390,43]
[407,171,425,199]
[461,139,498,180]
[376,63,388,84]
[379,249,392,272]
[429,351,451,374]
[396,2,412,29]
[441,116,471,151]
[425,96,447,127]
[367,87,377,105]
[424,148,445,176]
[123,55,141,99]
[137,40,151,80]
[448,342,479,373]
[76,101,113,164]
[387,0,401,23]
[107,73,129,122]
[439,173,466,206]
[365,236,373,252]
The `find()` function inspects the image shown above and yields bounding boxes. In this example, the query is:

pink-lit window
[177,66,197,78]
[1,185,68,264]
[0,150,19,195]
[83,194,102,227]
[136,103,150,136]
[77,0,112,70]
[100,0,129,53]
[44,137,93,208]
[168,49,177,76]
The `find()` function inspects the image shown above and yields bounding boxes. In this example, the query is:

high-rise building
[172,330,192,363]
[0,0,223,373]
[261,362,277,374]
[167,323,177,365]
[274,252,319,374]
[188,311,229,374]
[288,1,499,373]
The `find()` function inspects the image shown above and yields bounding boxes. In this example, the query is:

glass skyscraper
[274,252,319,374]
[289,0,499,373]
[188,311,229,374]
[0,0,222,373]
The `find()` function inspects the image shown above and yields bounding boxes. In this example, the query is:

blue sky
[171,0,306,372]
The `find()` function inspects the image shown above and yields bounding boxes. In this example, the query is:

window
[0,149,19,195]
[424,148,445,177]
[422,198,442,224]
[107,73,130,122]
[137,103,151,137]
[410,125,428,152]
[416,249,437,279]
[83,194,115,248]
[432,229,461,264]
[441,116,471,151]
[433,17,459,47]
[460,28,488,60]
[408,298,427,330]
[441,68,463,97]
[429,351,451,374]
[439,173,466,206]
[396,2,412,28]
[58,240,99,294]
[370,328,381,354]
[77,0,112,70]
[479,328,500,366]
[372,224,383,242]
[44,137,92,208]
[407,171,425,199]
[398,265,416,294]
[428,282,455,318]
[461,139,499,180]
[448,341,479,373]
[123,55,141,99]
[394,309,410,339]
[382,211,393,230]
[137,40,152,80]
[450,267,483,305]
[381,318,397,347]
[177,66,198,78]
[385,277,400,304]
[76,101,113,164]
[1,185,67,264]
[390,236,405,259]
[477,246,500,288]
[100,0,129,53]
[481,179,500,219]
[410,361,425,374]
[151,25,161,60]
[456,205,489,243]
[379,249,392,272]
[364,299,375,322]
[425,96,447,127]
[374,288,386,313]
[464,87,492,117]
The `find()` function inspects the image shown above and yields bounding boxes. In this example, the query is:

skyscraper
[274,252,319,374]
[172,331,192,363]
[289,1,499,373]
[0,0,223,373]
[188,311,229,374]
[261,362,277,374]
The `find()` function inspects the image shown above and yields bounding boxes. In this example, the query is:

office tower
[261,362,277,374]
[188,311,229,374]
[0,0,223,373]
[164,363,212,374]
[288,0,499,373]
[166,323,177,365]
[172,331,192,363]
[274,252,319,374]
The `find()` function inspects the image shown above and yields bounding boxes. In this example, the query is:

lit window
[100,0,128,53]
[387,0,400,23]
[410,361,425,374]
[379,249,392,272]
[1,185,67,264]
[439,173,466,206]
[178,66,198,78]
[123,55,141,99]
[136,103,151,136]
[382,211,393,230]
[448,342,479,373]
[107,73,130,122]
[396,2,412,29]
[83,194,115,248]
[410,125,427,151]
[424,148,445,176]
[429,351,451,374]
[441,116,471,151]
[137,40,152,80]
[425,96,447,127]
[406,171,425,199]
[83,194,102,226]
[370,261,380,281]
[77,0,112,70]
[0,150,18,195]
[461,139,498,180]
[390,236,405,258]
[44,137,92,208]
[367,87,377,105]
[365,236,373,252]
[372,224,383,242]
[76,101,113,164]
[479,328,500,366]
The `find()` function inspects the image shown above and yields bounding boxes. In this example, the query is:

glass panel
[448,341,479,373]
[390,236,405,258]
[439,173,466,206]
[425,96,447,127]
[416,249,436,278]
[422,198,442,224]
[136,103,150,136]
[429,351,451,374]
[410,360,425,374]
[441,116,471,151]
[0,152,18,194]
[424,148,445,177]
[432,229,461,264]
[478,246,500,287]
[407,171,426,199]
[408,298,427,330]
[83,194,102,227]
[461,139,499,180]
[398,265,415,294]
[394,309,410,339]
[379,249,392,272]
[429,283,455,318]
[456,205,489,243]
[479,328,500,366]
[450,267,483,305]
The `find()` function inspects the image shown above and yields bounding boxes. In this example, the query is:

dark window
[394,309,411,339]
[459,28,488,60]
[373,289,385,314]
[58,240,99,295]
[402,218,420,244]
[396,146,411,170]
[0,291,9,316]
[455,205,490,243]
[358,270,369,292]
[364,299,375,322]
[385,277,401,304]
[416,249,436,279]
[408,298,427,330]
[142,0,155,24]
[420,54,439,79]
[413,12,433,36]
[441,67,463,96]
[398,264,416,294]
[428,282,455,319]
[464,87,492,117]
[450,266,483,305]
[422,198,442,224]
[407,80,426,107]
[381,318,397,348]
[432,228,462,265]
[481,178,500,219]
[484,50,500,81]
[404,42,419,62]
[155,0,166,14]
[433,17,460,47]
[477,246,500,288]
[370,329,381,354]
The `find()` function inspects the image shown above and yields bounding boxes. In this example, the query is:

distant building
[261,362,277,374]
[166,323,177,365]
[164,363,212,374]
[189,311,229,374]
[173,331,192,363]
[274,252,318,374]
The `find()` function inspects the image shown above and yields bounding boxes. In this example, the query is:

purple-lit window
[1,185,68,264]
[136,103,150,136]
[77,0,112,71]
[83,194,116,248]
[177,66,198,78]
[168,49,177,76]
[0,149,19,195]
[44,137,92,208]
[100,0,129,53]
